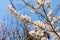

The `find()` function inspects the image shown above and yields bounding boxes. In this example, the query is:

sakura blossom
[5,0,60,40]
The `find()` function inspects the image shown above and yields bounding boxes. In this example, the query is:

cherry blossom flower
[7,4,20,17]
[44,23,53,31]
[57,16,60,20]
[41,37,48,40]
[31,9,38,13]
[36,0,45,5]
[52,17,57,22]
[7,4,31,23]
[32,20,44,27]
[32,20,46,29]
[19,15,31,23]
[29,30,44,39]
[36,0,52,5]
[7,0,60,40]
[47,10,53,17]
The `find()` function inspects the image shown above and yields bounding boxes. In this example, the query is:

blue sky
[0,0,60,21]
[0,0,10,21]
[0,0,60,40]
[0,0,60,20]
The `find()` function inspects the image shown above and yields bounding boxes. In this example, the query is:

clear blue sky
[0,0,11,22]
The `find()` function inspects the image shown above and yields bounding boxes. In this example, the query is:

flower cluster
[7,4,31,23]
[29,30,44,39]
[41,37,48,40]
[57,16,60,20]
[47,9,60,26]
[32,20,52,31]
[7,4,20,18]
[36,0,52,5]
[19,15,31,23]
[29,30,49,40]
[32,20,45,29]
[7,0,60,40]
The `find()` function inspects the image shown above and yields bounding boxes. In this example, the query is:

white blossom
[32,20,53,31]
[32,20,46,29]
[58,33,60,37]
[47,10,57,22]
[36,0,44,5]
[7,4,31,23]
[36,0,52,5]
[41,37,48,40]
[7,1,60,40]
[52,17,57,22]
[29,30,44,39]
[29,30,37,37]
[44,23,53,31]
[45,0,52,4]
[48,17,57,25]
[33,20,44,26]
[7,4,20,19]
[50,32,60,40]
[47,9,53,18]
[57,16,60,20]
[19,15,31,23]
[7,4,17,14]
[31,9,38,13]
[51,20,54,25]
